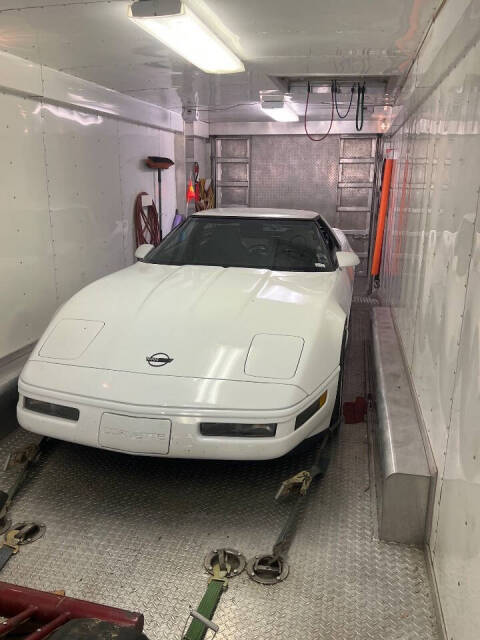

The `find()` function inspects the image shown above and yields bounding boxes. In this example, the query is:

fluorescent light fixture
[260,95,299,122]
[128,0,244,74]
[310,84,331,94]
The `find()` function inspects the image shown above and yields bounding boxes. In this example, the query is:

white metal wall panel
[0,49,182,134]
[410,75,478,509]
[380,22,480,640]
[42,108,125,304]
[118,121,158,260]
[382,118,438,368]
[0,95,178,363]
[433,210,480,640]
[0,48,181,367]
[0,93,57,358]
[158,129,177,235]
[118,123,177,256]
[0,51,43,97]
[42,65,183,133]
[174,133,186,216]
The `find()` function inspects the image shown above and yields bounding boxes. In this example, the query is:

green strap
[0,545,15,572]
[183,579,225,640]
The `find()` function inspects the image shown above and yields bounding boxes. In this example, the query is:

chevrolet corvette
[18,208,359,460]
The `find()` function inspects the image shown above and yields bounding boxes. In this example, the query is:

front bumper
[17,363,339,460]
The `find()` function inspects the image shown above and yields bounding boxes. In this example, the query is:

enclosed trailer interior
[0,1,479,639]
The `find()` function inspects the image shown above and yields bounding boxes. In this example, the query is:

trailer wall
[0,52,181,363]
[380,2,480,637]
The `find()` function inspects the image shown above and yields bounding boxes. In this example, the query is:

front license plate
[99,413,171,454]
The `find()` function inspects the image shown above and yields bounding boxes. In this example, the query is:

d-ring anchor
[204,548,246,579]
[11,522,46,545]
[246,554,289,585]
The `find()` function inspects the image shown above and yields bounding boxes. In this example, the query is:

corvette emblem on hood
[146,352,173,367]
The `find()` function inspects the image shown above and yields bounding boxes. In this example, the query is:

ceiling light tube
[260,97,299,122]
[129,0,244,74]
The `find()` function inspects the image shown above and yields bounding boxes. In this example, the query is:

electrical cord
[334,80,355,119]
[134,192,161,247]
[355,83,365,131]
[194,98,387,110]
[304,81,334,142]
[193,102,258,112]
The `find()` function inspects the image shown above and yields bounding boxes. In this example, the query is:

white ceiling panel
[205,0,438,63]
[0,0,106,6]
[0,0,441,121]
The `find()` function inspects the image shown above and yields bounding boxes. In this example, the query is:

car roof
[192,207,321,220]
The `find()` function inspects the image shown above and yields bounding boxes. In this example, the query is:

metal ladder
[212,137,250,208]
[336,135,378,276]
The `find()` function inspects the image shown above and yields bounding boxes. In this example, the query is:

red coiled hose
[134,192,161,247]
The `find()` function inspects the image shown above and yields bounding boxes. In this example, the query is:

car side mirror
[134,244,154,260]
[336,251,360,268]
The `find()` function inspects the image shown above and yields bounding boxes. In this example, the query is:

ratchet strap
[247,429,333,584]
[0,523,45,572]
[0,528,20,571]
[0,440,46,533]
[183,559,228,640]
[274,431,332,557]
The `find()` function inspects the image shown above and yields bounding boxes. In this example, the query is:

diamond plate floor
[0,304,439,640]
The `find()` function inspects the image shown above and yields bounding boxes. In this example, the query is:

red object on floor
[343,402,356,424]
[343,396,367,424]
[0,582,144,639]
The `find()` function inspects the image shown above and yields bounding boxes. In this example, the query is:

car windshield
[145,216,334,272]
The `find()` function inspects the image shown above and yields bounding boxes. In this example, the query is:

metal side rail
[371,307,436,544]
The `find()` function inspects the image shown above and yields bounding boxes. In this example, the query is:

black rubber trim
[24,397,79,422]
[295,397,322,430]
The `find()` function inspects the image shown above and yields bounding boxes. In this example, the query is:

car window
[145,217,335,272]
[317,223,340,265]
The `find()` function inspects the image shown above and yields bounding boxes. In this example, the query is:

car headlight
[200,422,277,437]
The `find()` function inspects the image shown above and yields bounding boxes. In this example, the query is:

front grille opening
[24,397,79,422]
[295,390,327,430]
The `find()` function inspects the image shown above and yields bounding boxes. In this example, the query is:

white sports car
[18,208,359,460]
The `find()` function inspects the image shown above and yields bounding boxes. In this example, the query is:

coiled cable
[355,83,365,131]
[334,80,355,119]
[304,81,334,142]
[134,192,161,247]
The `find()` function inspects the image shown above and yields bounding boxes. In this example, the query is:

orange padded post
[371,158,394,276]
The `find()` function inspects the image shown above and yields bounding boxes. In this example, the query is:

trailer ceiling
[0,0,441,120]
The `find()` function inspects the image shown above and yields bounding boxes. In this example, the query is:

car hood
[31,263,346,393]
